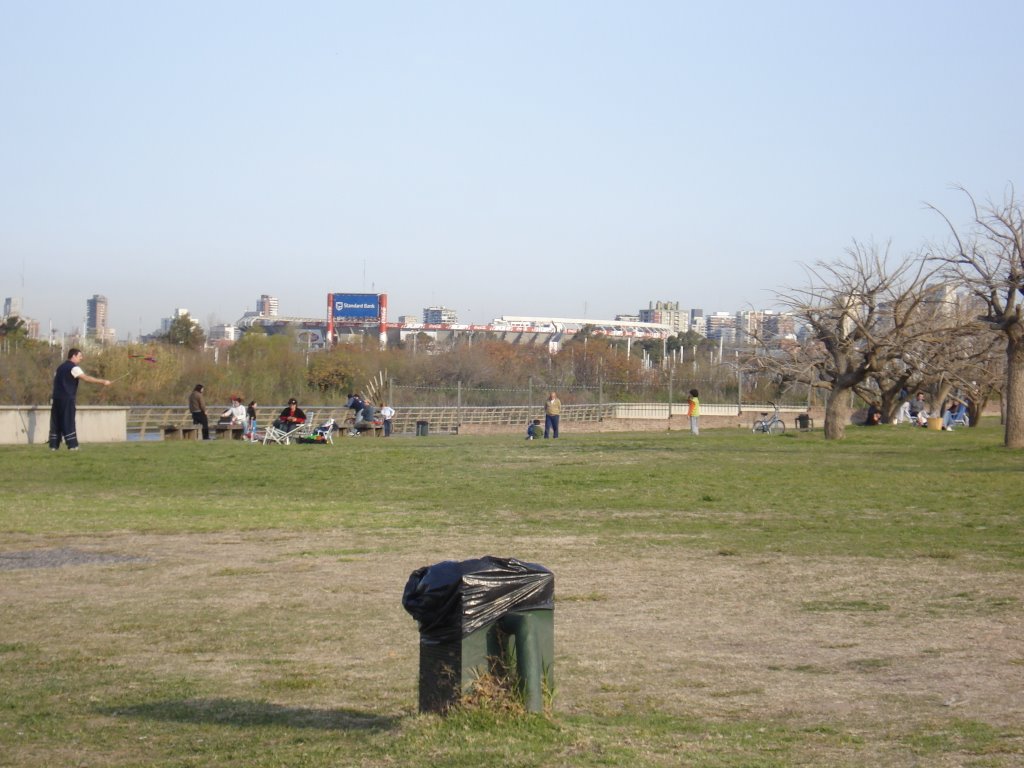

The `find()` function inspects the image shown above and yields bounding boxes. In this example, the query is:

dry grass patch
[4,531,1021,736]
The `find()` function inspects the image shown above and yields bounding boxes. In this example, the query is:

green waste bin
[416,420,429,437]
[403,556,554,713]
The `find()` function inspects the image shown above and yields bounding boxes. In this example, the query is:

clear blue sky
[3,1,1022,338]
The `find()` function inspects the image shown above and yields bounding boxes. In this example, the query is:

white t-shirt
[224,403,246,423]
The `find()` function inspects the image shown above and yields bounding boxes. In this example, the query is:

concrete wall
[0,406,128,445]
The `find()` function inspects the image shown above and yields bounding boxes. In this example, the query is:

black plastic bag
[402,556,554,644]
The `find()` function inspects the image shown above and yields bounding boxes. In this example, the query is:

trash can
[796,413,811,431]
[416,420,429,437]
[927,416,943,431]
[402,556,554,713]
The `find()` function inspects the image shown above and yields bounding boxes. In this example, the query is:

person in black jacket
[49,348,111,451]
[274,399,307,433]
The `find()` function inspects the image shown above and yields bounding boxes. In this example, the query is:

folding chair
[947,404,970,429]
[289,412,316,441]
[952,403,970,427]
[262,422,293,445]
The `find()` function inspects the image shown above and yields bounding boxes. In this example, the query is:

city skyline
[3,289,759,342]
[4,3,1022,337]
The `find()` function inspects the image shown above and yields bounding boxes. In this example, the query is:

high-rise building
[4,298,42,339]
[639,300,688,333]
[763,312,796,341]
[423,306,458,324]
[689,309,706,337]
[736,309,770,345]
[86,294,114,342]
[705,311,736,342]
[257,295,279,316]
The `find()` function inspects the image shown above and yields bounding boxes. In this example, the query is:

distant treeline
[0,330,782,408]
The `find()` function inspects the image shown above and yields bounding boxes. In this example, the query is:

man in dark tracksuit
[49,348,111,451]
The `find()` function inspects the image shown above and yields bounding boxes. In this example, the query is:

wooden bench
[163,425,201,440]
[341,418,384,437]
[214,423,246,440]
[347,422,384,437]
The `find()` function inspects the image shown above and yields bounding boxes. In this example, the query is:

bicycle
[752,402,786,435]
[342,414,384,437]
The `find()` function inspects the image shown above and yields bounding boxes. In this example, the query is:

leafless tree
[756,241,946,439]
[864,289,1001,423]
[927,186,1024,447]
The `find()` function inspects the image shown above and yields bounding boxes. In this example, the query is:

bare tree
[867,289,1000,423]
[759,241,944,439]
[928,186,1024,447]
[940,330,1004,427]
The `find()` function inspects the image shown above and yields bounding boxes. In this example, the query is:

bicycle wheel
[768,420,786,435]
[752,420,766,433]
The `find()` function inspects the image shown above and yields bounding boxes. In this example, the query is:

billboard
[258,320,328,347]
[330,293,380,320]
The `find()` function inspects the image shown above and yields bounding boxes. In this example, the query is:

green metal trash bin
[403,556,554,713]
[416,420,429,437]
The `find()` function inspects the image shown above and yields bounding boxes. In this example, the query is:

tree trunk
[823,387,849,440]
[880,392,897,423]
[1005,333,1024,448]
[968,396,986,428]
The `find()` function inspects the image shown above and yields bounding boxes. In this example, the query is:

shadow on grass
[100,697,399,731]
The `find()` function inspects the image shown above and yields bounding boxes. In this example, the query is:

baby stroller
[312,418,337,444]
[295,419,336,445]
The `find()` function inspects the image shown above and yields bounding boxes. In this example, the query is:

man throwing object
[49,348,111,451]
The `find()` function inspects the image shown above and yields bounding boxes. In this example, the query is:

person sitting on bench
[353,401,378,434]
[218,395,246,426]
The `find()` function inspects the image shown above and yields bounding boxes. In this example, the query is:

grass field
[1,422,1022,767]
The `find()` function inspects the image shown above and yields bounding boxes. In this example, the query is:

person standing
[245,400,259,442]
[544,391,561,438]
[380,402,395,437]
[687,389,700,436]
[48,348,111,451]
[189,384,210,440]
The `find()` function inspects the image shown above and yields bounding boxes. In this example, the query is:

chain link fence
[374,373,816,410]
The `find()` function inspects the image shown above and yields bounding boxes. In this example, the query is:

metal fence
[374,375,817,410]
[126,401,808,439]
